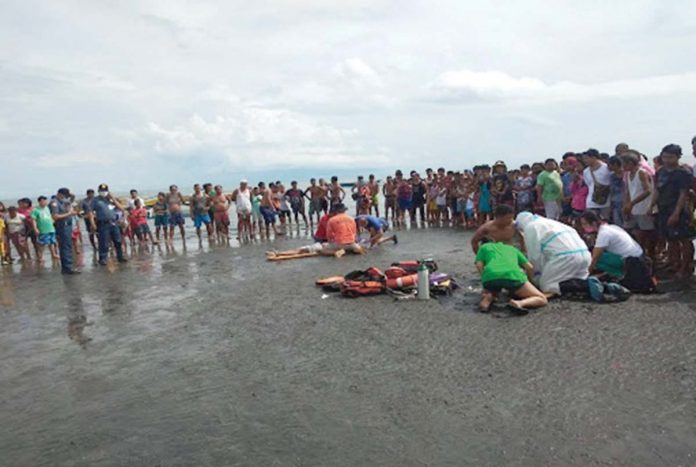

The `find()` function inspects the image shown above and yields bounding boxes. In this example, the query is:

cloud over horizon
[1,0,695,196]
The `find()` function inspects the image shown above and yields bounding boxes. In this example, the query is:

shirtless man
[318,178,330,215]
[166,184,186,245]
[211,185,231,242]
[260,183,282,238]
[305,178,326,228]
[329,176,345,210]
[368,174,380,217]
[190,184,213,242]
[471,204,518,254]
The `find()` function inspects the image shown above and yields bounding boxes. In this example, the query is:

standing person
[152,192,169,243]
[211,185,231,241]
[166,185,186,245]
[382,176,396,224]
[87,184,128,266]
[622,152,655,264]
[607,156,625,227]
[395,170,413,227]
[536,158,563,220]
[513,164,535,214]
[492,161,513,209]
[0,206,7,265]
[285,181,309,227]
[583,149,612,219]
[127,189,145,210]
[305,178,325,228]
[17,198,37,259]
[31,196,60,262]
[328,176,345,210]
[231,180,253,241]
[50,188,80,274]
[129,199,157,245]
[79,189,97,249]
[652,144,694,279]
[4,207,30,261]
[410,172,427,227]
[368,174,380,217]
[251,185,263,238]
[190,184,212,242]
[570,163,589,222]
[318,178,330,215]
[478,165,493,225]
[260,183,281,238]
[203,183,217,234]
[276,182,292,227]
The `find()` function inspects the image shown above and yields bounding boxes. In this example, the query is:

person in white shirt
[127,189,146,210]
[621,151,655,262]
[582,149,611,219]
[580,210,655,292]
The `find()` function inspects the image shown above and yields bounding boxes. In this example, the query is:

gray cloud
[1,0,695,195]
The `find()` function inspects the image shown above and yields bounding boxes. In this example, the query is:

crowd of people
[0,138,694,285]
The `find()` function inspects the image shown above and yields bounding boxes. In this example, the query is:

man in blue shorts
[356,215,397,247]
[190,184,212,242]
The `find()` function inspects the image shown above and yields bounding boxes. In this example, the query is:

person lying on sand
[471,204,518,254]
[265,242,345,260]
[475,238,548,314]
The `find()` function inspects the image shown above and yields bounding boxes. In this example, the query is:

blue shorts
[38,232,57,245]
[260,207,277,225]
[169,212,185,226]
[193,213,211,229]
[154,214,169,227]
[398,198,413,211]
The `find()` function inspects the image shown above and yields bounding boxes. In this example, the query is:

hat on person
[98,183,109,191]
[240,179,248,185]
[57,187,72,196]
[493,160,507,168]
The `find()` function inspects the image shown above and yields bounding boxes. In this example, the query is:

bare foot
[333,249,346,258]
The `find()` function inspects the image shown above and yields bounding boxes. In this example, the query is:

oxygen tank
[417,261,430,300]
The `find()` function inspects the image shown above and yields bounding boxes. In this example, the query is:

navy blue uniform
[50,198,74,273]
[88,196,125,265]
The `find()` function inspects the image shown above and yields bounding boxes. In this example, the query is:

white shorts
[543,201,561,220]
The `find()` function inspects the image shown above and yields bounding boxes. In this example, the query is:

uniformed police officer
[50,187,80,274]
[87,184,128,266]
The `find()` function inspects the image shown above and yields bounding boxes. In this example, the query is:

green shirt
[475,242,529,284]
[537,170,563,201]
[31,206,55,234]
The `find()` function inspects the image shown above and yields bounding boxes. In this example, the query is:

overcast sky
[2,0,695,197]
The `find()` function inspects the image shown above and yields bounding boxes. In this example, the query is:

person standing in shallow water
[87,184,127,267]
[51,187,80,274]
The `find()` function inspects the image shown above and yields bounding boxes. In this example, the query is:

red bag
[340,280,386,298]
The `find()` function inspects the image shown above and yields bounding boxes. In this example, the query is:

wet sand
[1,227,695,466]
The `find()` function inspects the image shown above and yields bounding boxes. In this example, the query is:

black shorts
[657,209,692,240]
[483,279,526,293]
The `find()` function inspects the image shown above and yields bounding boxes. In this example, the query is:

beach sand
[0,227,695,466]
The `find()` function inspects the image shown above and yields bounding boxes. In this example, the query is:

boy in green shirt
[475,239,548,313]
[31,196,59,262]
[536,158,563,220]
